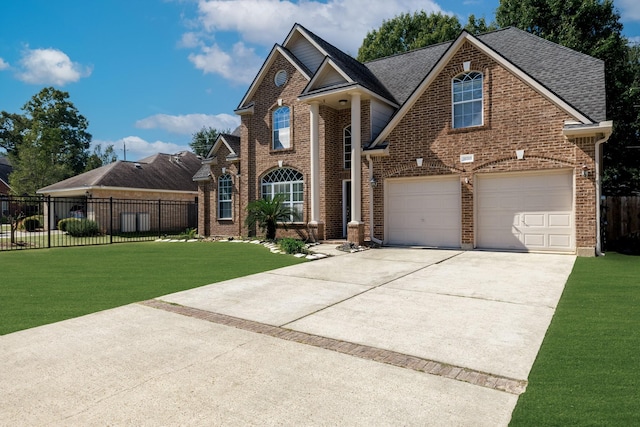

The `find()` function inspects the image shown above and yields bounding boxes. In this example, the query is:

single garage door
[386,176,460,247]
[476,170,574,252]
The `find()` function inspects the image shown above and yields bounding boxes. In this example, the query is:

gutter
[367,155,383,245]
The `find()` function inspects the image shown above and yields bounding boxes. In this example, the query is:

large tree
[496,0,640,195]
[357,12,462,62]
[2,87,92,195]
[84,143,118,172]
[189,126,230,157]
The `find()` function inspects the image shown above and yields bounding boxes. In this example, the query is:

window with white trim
[452,71,483,129]
[261,168,303,221]
[218,174,232,219]
[343,125,351,169]
[273,106,291,150]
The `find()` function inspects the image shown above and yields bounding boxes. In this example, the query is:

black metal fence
[0,195,197,251]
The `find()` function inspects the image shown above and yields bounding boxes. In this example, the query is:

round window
[275,70,288,87]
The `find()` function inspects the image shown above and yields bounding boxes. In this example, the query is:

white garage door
[476,170,574,252]
[386,176,460,247]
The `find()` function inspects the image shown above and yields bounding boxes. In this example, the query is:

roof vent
[134,163,142,169]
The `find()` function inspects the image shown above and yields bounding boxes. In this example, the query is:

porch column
[308,101,324,241]
[348,93,364,244]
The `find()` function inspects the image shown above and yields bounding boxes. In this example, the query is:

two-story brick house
[195,24,612,256]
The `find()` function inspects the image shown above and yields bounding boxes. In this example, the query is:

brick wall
[372,41,597,251]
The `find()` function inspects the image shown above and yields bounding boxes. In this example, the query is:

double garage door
[386,170,574,252]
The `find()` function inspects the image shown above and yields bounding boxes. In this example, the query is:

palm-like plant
[245,194,298,240]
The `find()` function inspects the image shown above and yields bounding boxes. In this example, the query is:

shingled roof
[38,151,201,194]
[364,27,605,123]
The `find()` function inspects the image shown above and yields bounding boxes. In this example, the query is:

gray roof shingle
[38,151,202,194]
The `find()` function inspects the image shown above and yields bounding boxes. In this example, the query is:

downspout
[367,154,383,245]
[595,132,611,256]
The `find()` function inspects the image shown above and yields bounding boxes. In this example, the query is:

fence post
[110,197,113,244]
[158,199,162,238]
[47,196,51,248]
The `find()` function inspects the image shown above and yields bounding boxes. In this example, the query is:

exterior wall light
[339,99,348,106]
[369,177,377,187]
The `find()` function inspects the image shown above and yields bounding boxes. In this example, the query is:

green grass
[0,241,305,335]
[510,253,640,426]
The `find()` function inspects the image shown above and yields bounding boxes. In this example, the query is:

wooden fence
[602,196,640,249]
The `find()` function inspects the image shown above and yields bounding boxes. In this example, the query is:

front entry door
[343,180,351,237]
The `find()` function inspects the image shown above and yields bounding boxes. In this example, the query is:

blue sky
[1,0,639,161]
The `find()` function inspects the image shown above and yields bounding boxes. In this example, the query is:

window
[274,70,288,87]
[343,125,351,169]
[273,106,291,150]
[452,71,483,129]
[261,168,304,221]
[218,174,232,219]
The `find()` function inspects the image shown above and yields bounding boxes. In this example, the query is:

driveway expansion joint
[140,299,527,395]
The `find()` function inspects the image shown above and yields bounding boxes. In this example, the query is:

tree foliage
[2,87,92,195]
[85,143,118,172]
[190,126,230,158]
[357,12,462,62]
[496,0,640,195]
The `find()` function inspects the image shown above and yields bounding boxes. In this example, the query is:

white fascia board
[361,147,390,157]
[298,84,399,109]
[207,135,237,158]
[563,120,613,137]
[234,103,254,116]
[371,31,593,147]
[303,58,353,94]
[237,45,311,110]
[38,186,198,196]
[284,24,329,57]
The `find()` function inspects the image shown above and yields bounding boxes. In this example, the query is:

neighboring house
[195,24,612,256]
[0,156,13,216]
[38,151,201,232]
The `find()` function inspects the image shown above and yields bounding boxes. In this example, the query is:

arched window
[273,106,291,150]
[218,174,232,219]
[343,125,351,169]
[452,72,483,129]
[261,167,303,220]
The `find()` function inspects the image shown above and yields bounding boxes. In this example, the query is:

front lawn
[0,241,305,335]
[510,253,640,425]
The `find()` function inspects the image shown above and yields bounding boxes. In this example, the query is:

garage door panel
[477,171,574,252]
[387,177,460,247]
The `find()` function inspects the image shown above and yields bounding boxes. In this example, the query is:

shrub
[279,237,306,254]
[58,217,80,232]
[178,228,198,241]
[21,215,43,232]
[66,219,100,237]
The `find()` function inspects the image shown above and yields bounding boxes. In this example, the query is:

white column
[309,102,320,223]
[350,93,362,223]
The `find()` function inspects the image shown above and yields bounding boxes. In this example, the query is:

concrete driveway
[0,248,575,426]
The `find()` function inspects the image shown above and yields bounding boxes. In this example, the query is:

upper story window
[452,71,483,129]
[218,174,233,220]
[273,106,291,150]
[343,125,352,169]
[261,167,303,221]
[274,70,288,87]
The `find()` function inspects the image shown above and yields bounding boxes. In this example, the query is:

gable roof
[205,133,240,159]
[37,151,201,195]
[368,27,606,147]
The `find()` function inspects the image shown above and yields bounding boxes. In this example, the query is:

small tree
[245,194,297,240]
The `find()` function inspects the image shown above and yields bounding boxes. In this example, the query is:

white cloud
[0,58,9,70]
[618,0,640,21]
[188,41,262,83]
[17,47,92,86]
[183,0,446,83]
[135,113,240,134]
[178,31,202,48]
[95,137,190,162]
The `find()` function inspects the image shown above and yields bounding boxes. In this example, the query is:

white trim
[562,120,613,137]
[451,71,484,129]
[206,135,238,159]
[371,31,593,147]
[237,45,311,111]
[283,24,330,58]
[298,84,399,109]
[303,57,354,94]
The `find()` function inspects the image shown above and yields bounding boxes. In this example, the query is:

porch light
[339,99,348,106]
[369,177,377,187]
[416,158,424,167]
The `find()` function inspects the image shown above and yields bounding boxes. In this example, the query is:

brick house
[195,24,612,256]
[37,151,200,232]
